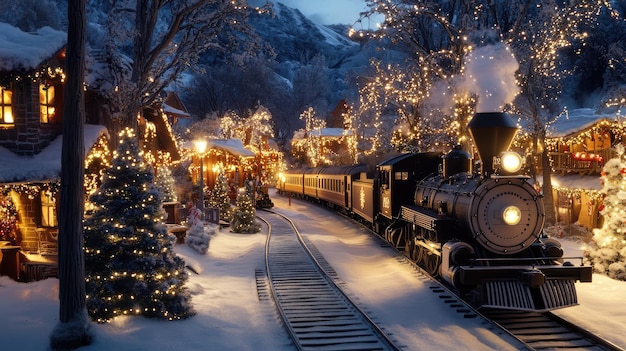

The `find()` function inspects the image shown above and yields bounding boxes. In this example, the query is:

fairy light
[291,107,327,167]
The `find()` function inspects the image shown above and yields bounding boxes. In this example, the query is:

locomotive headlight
[500,151,523,173]
[502,205,522,225]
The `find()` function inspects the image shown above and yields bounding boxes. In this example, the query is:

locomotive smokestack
[467,112,518,175]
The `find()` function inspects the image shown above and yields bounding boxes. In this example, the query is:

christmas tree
[83,128,194,323]
[231,188,261,233]
[0,197,18,244]
[208,170,231,221]
[155,165,177,202]
[586,144,626,280]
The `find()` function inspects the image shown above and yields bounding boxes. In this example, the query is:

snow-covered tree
[291,107,326,166]
[230,188,261,234]
[185,217,218,255]
[508,0,620,225]
[93,0,268,130]
[360,0,620,224]
[208,170,231,221]
[0,0,61,32]
[155,165,177,203]
[586,144,626,280]
[83,128,193,323]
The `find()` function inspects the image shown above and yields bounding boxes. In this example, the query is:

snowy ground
[1,189,625,350]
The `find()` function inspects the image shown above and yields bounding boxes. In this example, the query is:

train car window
[395,171,408,180]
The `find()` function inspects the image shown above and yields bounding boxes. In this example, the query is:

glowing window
[39,83,56,123]
[0,86,14,125]
[394,171,408,180]
[41,190,58,227]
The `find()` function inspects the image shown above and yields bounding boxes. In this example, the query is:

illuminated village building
[0,23,184,282]
[542,109,626,230]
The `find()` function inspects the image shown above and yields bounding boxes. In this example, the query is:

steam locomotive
[281,112,592,312]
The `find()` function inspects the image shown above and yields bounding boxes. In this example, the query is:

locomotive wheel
[417,246,439,277]
[405,239,417,261]
[386,227,406,250]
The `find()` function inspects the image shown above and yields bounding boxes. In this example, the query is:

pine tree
[83,128,194,323]
[208,170,231,221]
[231,188,261,234]
[155,165,177,203]
[586,144,626,280]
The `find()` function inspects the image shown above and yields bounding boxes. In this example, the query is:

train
[279,112,592,312]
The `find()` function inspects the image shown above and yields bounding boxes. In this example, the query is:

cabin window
[395,171,409,181]
[39,83,56,123]
[0,86,14,126]
[41,190,58,227]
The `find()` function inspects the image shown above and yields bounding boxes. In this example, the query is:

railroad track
[257,210,402,351]
[482,309,624,351]
[339,209,623,351]
[266,195,623,351]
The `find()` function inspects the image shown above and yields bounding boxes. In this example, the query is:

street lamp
[194,139,208,218]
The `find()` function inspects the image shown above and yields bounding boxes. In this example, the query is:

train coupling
[520,269,546,288]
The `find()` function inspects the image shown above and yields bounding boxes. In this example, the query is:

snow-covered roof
[162,103,191,118]
[0,22,66,72]
[0,125,108,183]
[208,139,255,157]
[185,138,255,157]
[540,174,602,191]
[546,108,624,139]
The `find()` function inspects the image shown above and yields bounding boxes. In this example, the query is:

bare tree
[509,0,620,225]
[97,0,266,131]
[49,0,92,348]
[361,0,620,224]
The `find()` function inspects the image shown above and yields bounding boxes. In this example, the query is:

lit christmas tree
[155,165,177,202]
[208,170,231,221]
[83,128,194,323]
[0,197,18,244]
[586,144,626,280]
[230,188,261,234]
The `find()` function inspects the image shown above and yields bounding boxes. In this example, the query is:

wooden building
[543,108,626,230]
[0,23,113,281]
[0,23,184,281]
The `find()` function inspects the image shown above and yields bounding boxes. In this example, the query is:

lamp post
[194,139,208,219]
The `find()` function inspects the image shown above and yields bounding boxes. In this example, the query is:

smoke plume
[462,43,520,112]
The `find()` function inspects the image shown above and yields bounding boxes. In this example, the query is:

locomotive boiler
[395,112,592,311]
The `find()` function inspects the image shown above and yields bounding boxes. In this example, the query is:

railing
[548,148,614,175]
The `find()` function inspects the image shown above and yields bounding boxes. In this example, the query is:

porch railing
[548,148,613,175]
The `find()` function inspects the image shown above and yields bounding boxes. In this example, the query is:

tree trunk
[49,0,92,348]
[541,143,557,227]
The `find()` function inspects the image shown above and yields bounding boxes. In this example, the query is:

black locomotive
[281,112,592,312]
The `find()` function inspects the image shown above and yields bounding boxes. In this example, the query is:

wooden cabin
[543,108,626,230]
[0,23,113,281]
[0,23,184,281]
